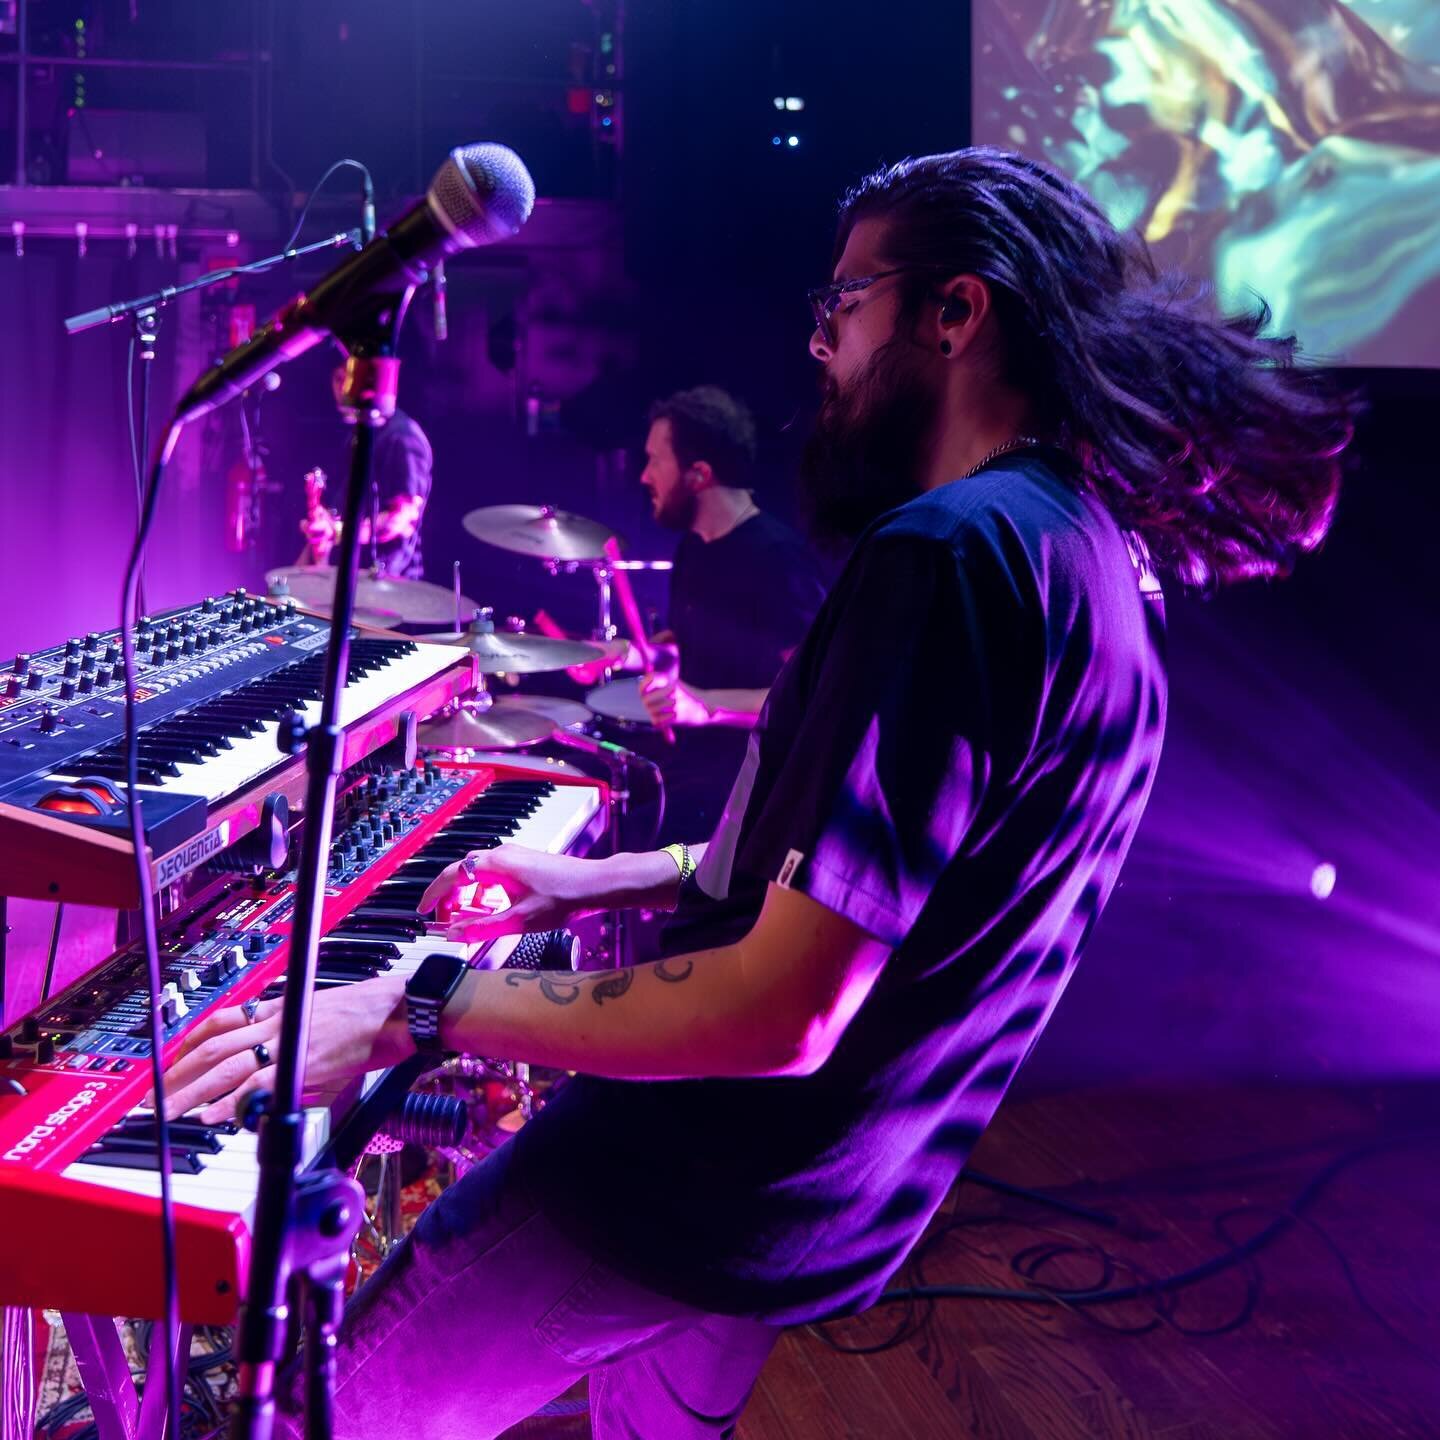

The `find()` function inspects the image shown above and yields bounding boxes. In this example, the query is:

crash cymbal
[416,704,557,751]
[491,693,593,730]
[266,566,479,626]
[410,627,608,673]
[461,504,618,562]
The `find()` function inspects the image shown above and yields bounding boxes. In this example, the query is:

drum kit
[264,502,668,757]
[264,509,677,1241]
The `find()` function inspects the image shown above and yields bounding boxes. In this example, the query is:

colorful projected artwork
[973,0,1440,366]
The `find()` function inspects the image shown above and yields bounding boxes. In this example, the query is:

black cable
[125,329,147,614]
[120,425,183,1438]
[282,158,375,253]
[40,901,64,1003]
[810,1130,1440,1355]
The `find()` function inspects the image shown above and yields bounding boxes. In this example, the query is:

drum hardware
[411,610,610,674]
[462,500,670,664]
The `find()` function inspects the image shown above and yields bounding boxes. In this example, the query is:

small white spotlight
[787,134,800,148]
[785,96,805,111]
[773,97,785,110]
[1309,863,1337,901]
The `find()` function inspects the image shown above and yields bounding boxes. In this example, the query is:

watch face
[409,952,466,1002]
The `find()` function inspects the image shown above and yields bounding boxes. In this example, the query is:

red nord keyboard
[0,760,606,1322]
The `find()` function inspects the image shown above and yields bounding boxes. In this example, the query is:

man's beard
[798,336,941,544]
[651,483,698,532]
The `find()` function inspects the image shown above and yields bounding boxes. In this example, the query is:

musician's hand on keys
[417,842,592,941]
[158,978,411,1124]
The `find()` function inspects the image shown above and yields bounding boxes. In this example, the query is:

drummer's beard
[798,335,939,544]
[651,480,698,533]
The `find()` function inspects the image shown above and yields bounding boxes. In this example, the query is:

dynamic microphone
[174,143,534,424]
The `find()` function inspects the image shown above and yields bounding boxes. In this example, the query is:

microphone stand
[61,229,362,336]
[64,229,360,626]
[228,291,416,1440]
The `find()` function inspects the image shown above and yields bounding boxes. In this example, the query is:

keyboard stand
[63,1311,193,1440]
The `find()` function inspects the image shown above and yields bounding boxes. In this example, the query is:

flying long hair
[837,148,1358,586]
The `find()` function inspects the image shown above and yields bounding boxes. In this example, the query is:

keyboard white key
[61,1107,330,1220]
[54,642,461,805]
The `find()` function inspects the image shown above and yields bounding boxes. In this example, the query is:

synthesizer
[0,591,470,906]
[0,759,606,1323]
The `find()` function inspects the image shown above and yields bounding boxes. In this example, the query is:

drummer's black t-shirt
[650,512,825,840]
[667,512,826,691]
[513,454,1168,1322]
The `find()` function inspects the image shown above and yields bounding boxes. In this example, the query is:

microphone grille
[430,144,536,248]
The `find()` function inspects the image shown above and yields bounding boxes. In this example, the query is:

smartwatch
[405,952,470,1055]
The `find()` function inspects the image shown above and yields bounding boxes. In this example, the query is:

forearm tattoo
[502,955,693,1006]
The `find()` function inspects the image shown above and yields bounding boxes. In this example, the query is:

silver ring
[242,998,259,1023]
[252,1043,271,1068]
[460,855,478,881]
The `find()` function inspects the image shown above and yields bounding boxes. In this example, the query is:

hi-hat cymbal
[411,627,608,674]
[417,704,557,751]
[491,693,593,730]
[266,566,479,626]
[461,504,618,562]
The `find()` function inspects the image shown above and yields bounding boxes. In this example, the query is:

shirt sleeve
[734,532,1006,946]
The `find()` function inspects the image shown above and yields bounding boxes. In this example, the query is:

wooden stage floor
[505,1078,1440,1440]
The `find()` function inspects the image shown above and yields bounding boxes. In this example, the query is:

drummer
[299,363,434,579]
[598,386,826,839]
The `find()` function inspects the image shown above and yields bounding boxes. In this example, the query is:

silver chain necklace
[960,435,1045,481]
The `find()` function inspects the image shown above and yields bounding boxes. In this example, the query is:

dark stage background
[0,0,1434,1092]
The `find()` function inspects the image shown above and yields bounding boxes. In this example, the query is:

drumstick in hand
[603,537,675,745]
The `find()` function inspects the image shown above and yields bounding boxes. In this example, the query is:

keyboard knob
[4,678,21,699]
[37,704,60,733]
[95,666,113,687]
[0,1035,13,1059]
[379,820,395,842]
[103,643,120,664]
[10,653,29,674]
[59,679,77,700]
[64,639,82,657]
[244,933,267,955]
[84,632,102,651]
[137,616,153,636]
[202,596,219,613]
[20,1016,40,1043]
[36,1036,55,1065]
[26,671,42,689]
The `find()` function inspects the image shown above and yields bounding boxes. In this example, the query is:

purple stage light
[1309,862,1338,900]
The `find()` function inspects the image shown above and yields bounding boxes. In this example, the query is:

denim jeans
[279,1144,780,1439]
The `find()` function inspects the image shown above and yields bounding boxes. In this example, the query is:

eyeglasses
[806,267,941,348]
